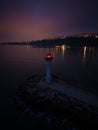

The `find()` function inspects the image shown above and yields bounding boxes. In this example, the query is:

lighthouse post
[45,54,53,84]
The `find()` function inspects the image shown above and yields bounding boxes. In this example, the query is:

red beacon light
[45,54,53,61]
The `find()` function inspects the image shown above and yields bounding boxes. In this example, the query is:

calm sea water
[0,44,98,127]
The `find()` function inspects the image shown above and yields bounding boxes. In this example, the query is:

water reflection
[29,44,97,64]
[44,45,97,65]
[83,46,87,62]
[55,45,66,58]
[0,45,98,94]
[61,45,66,57]
[46,45,96,63]
[82,46,97,63]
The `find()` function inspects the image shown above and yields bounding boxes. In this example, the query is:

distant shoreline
[0,36,98,47]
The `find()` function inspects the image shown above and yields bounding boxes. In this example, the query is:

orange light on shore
[45,54,53,60]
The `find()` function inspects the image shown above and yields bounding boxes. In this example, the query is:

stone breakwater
[15,75,98,129]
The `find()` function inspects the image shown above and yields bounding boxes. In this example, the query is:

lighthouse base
[45,77,52,84]
[45,60,52,84]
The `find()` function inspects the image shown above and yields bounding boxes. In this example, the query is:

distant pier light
[45,54,53,84]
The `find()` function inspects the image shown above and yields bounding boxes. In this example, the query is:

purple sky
[0,0,98,42]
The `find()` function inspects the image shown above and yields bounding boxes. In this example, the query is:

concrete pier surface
[38,77,98,107]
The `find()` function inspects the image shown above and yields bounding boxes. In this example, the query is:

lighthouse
[45,54,53,84]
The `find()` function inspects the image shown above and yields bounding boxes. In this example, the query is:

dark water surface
[0,45,98,128]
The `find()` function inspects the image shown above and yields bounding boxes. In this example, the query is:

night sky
[0,0,98,42]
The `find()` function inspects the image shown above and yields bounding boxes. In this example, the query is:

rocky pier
[15,75,98,130]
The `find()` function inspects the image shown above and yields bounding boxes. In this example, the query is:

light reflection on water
[55,45,66,58]
[0,44,98,94]
[41,45,98,94]
[83,46,87,62]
